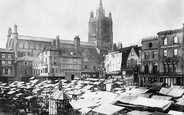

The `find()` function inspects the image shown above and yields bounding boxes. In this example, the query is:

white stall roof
[79,107,92,114]
[168,110,184,115]
[70,99,99,110]
[92,104,124,115]
[159,86,184,97]
[132,97,172,111]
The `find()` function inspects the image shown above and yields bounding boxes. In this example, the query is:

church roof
[18,35,96,47]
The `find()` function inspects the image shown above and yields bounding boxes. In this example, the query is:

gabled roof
[79,47,97,56]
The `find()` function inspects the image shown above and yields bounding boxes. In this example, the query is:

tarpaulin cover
[168,110,184,115]
[92,104,124,115]
[132,97,172,111]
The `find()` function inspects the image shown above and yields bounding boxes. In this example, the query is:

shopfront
[159,75,183,86]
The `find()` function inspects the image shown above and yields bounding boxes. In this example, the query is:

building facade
[139,24,184,86]
[158,28,184,86]
[0,48,15,84]
[105,45,141,86]
[138,36,159,86]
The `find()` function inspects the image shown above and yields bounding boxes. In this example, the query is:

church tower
[88,0,113,51]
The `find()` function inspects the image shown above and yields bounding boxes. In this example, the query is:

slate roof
[0,48,14,53]
[15,56,38,62]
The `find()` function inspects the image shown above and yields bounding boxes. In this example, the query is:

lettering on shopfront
[161,44,180,49]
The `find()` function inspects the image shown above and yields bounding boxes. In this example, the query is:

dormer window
[174,36,178,44]
[163,37,167,45]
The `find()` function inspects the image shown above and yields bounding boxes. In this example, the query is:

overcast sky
[0,0,184,48]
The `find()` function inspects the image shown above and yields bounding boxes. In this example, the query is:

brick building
[158,27,184,86]
[138,36,159,86]
[0,48,15,83]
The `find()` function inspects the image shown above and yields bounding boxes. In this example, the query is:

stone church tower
[88,0,113,51]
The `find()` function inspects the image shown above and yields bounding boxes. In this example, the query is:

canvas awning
[7,90,16,95]
[168,110,184,115]
[79,107,92,114]
[159,86,184,97]
[92,104,124,115]
[25,96,34,100]
[132,97,172,111]
[126,87,149,94]
[127,110,152,115]
[151,95,172,101]
[70,99,99,110]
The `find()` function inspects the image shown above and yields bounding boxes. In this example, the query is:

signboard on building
[105,52,122,74]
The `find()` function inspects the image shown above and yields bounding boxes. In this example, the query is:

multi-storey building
[105,45,141,86]
[138,36,159,86]
[5,0,113,82]
[33,36,82,80]
[0,48,15,83]
[139,24,184,86]
[15,56,36,82]
[158,27,184,86]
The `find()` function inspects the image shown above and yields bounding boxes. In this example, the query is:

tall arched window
[174,36,178,44]
[163,37,167,45]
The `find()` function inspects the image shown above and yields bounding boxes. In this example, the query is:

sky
[0,0,184,48]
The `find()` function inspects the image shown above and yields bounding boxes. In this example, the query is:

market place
[0,77,184,115]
